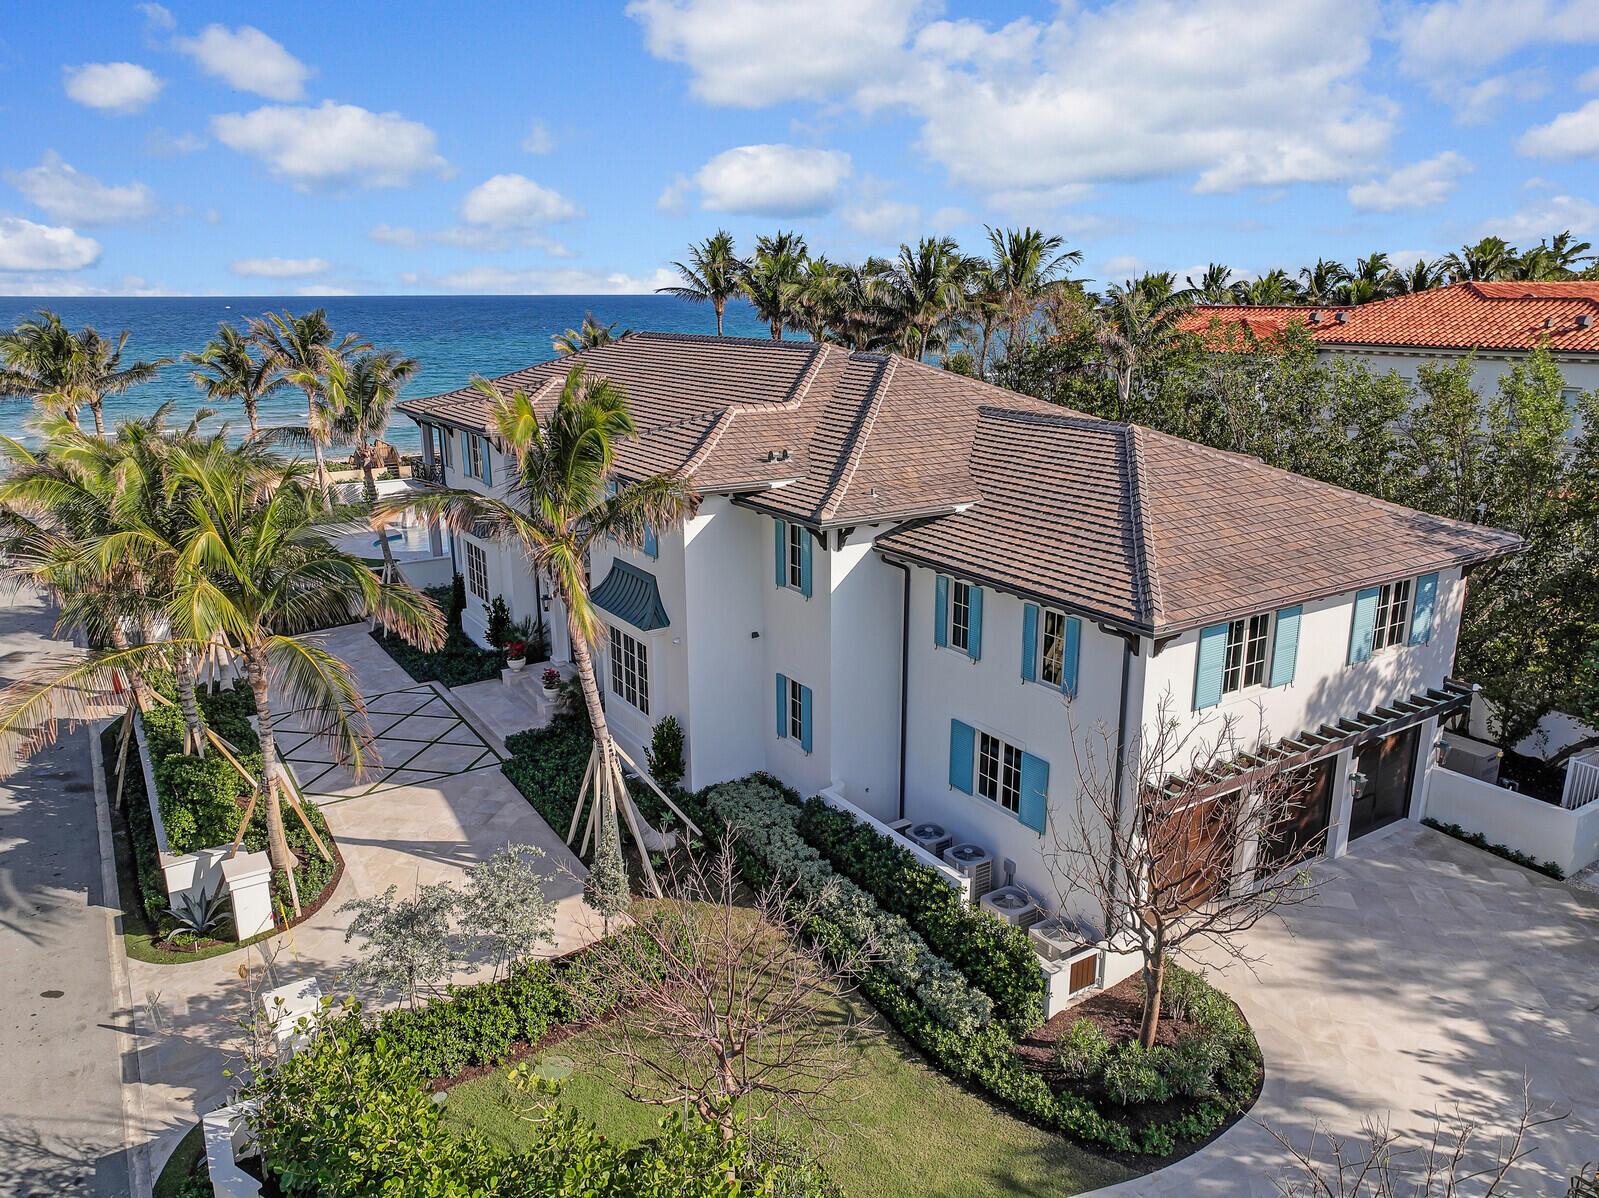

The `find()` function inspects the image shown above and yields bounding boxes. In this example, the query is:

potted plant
[506,640,527,672]
[541,667,561,697]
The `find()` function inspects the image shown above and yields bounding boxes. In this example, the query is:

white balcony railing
[1562,754,1599,810]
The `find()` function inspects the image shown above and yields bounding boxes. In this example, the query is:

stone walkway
[1093,821,1599,1195]
[124,624,600,1182]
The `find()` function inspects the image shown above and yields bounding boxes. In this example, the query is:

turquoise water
[0,295,768,450]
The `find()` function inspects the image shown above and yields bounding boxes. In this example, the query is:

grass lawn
[443,994,1132,1198]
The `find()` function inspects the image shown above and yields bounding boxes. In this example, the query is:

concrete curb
[89,716,154,1198]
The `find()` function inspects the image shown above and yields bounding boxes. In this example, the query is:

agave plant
[166,882,230,946]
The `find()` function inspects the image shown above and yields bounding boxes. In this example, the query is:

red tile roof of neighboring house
[1178,280,1599,353]
[398,331,1521,634]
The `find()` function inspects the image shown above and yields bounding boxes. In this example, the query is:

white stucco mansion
[398,331,1520,919]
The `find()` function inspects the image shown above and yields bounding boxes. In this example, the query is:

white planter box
[202,1101,262,1198]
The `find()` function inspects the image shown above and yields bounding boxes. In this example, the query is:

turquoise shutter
[948,719,974,793]
[1020,603,1039,681]
[1348,587,1379,663]
[643,526,658,558]
[773,519,786,587]
[798,529,812,598]
[1193,622,1228,710]
[1409,573,1438,645]
[1269,606,1302,687]
[966,586,983,660]
[934,575,949,648]
[799,684,813,753]
[775,673,788,739]
[1061,616,1081,698]
[482,440,492,485]
[1019,752,1049,833]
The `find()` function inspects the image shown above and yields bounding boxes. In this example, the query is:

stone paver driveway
[1096,821,1599,1196]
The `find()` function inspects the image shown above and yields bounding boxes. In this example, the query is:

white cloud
[694,144,852,215]
[636,0,1394,198]
[0,272,176,297]
[458,174,580,228]
[369,223,421,247]
[175,24,311,101]
[628,0,924,107]
[62,62,163,113]
[403,264,679,294]
[842,199,920,242]
[522,121,554,154]
[1397,1,1599,82]
[1100,255,1146,279]
[0,216,101,271]
[6,153,158,225]
[138,4,175,32]
[1519,98,1599,158]
[1448,71,1548,125]
[656,173,693,216]
[1346,151,1473,212]
[144,128,207,157]
[229,256,331,278]
[1483,192,1599,241]
[211,101,448,191]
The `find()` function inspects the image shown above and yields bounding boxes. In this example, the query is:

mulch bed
[1014,973,1187,1073]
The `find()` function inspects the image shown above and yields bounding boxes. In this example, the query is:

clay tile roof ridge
[679,409,733,477]
[1123,424,1164,627]
[819,353,895,520]
[724,341,832,415]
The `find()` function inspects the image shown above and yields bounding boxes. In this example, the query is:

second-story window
[1222,612,1271,694]
[786,522,806,589]
[950,581,972,652]
[468,434,484,480]
[1040,609,1067,687]
[465,541,488,600]
[1372,579,1412,651]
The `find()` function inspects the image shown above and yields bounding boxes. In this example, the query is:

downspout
[892,559,911,821]
[1105,635,1135,939]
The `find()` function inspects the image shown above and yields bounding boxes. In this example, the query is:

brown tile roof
[1177,281,1599,354]
[397,330,1521,634]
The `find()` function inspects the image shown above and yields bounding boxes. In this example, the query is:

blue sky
[2,0,1597,296]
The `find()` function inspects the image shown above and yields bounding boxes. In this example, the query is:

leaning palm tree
[379,366,695,898]
[552,313,629,355]
[657,230,745,335]
[985,226,1082,358]
[249,309,370,499]
[1095,273,1197,420]
[741,231,809,340]
[0,310,166,433]
[184,323,283,437]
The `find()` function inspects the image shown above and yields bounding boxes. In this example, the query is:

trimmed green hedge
[1422,817,1564,879]
[795,795,1043,1030]
[371,581,505,688]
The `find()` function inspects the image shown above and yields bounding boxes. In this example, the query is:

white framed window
[608,626,649,714]
[1371,579,1412,651]
[977,730,1023,814]
[1039,609,1067,687]
[786,677,805,741]
[786,522,806,590]
[1221,612,1271,695]
[467,434,484,480]
[950,580,973,652]
[464,541,488,600]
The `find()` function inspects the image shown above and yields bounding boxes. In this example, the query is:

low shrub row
[795,795,1043,1030]
[704,778,995,1035]
[371,581,506,688]
[141,699,258,855]
[704,775,1262,1158]
[1421,817,1564,879]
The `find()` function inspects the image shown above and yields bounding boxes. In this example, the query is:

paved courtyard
[124,624,601,1182]
[1095,821,1599,1196]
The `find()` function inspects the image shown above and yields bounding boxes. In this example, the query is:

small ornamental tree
[339,882,461,1007]
[646,715,686,791]
[584,796,630,931]
[1044,698,1322,1048]
[459,842,556,979]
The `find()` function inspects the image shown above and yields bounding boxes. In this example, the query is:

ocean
[0,295,769,451]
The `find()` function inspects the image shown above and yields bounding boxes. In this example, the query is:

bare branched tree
[560,833,874,1141]
[1044,697,1324,1046]
[1267,1083,1562,1196]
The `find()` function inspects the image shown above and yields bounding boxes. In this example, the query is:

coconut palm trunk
[174,650,207,757]
[245,646,297,901]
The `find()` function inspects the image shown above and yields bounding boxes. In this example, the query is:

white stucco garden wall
[1422,764,1599,876]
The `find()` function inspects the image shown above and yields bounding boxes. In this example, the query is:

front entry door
[1349,724,1420,842]
[1259,754,1337,873]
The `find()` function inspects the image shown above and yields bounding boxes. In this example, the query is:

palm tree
[985,226,1082,357]
[1395,258,1443,294]
[657,231,745,335]
[962,263,1006,380]
[1442,237,1519,283]
[792,257,846,343]
[1187,264,1237,304]
[0,310,166,433]
[381,366,694,898]
[184,323,283,437]
[1297,259,1351,305]
[1543,230,1595,275]
[741,231,809,339]
[882,236,969,361]
[248,309,370,498]
[552,313,629,355]
[329,350,420,503]
[1233,269,1301,305]
[1095,273,1197,420]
